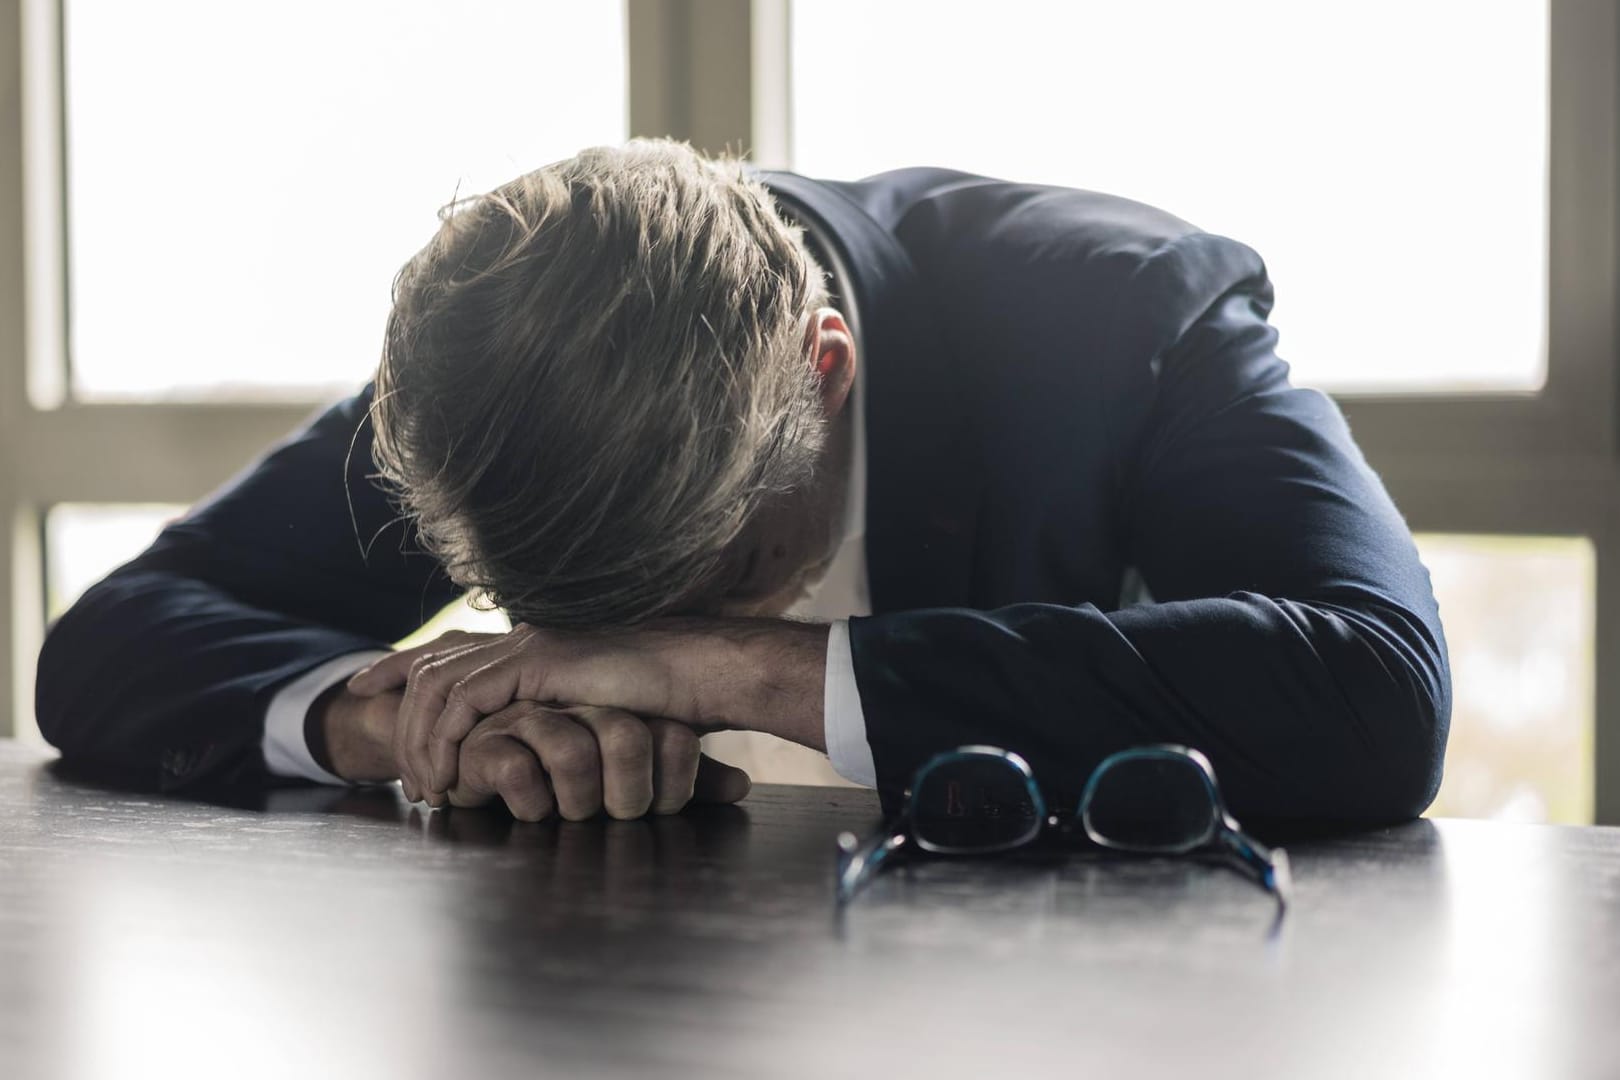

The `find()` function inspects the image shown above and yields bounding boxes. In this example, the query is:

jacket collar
[758,170,980,613]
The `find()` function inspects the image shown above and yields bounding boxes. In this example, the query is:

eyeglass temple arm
[835,826,910,904]
[1216,820,1292,906]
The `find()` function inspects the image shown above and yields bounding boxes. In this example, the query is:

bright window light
[64,0,626,401]
[45,504,185,619]
[1417,534,1593,824]
[792,0,1548,394]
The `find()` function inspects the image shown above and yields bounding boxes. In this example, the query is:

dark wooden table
[2,740,1617,1079]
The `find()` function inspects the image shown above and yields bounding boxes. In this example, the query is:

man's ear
[805,307,857,418]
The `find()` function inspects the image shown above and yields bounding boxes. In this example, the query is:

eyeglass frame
[835,743,1292,905]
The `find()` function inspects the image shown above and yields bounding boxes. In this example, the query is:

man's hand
[339,627,758,817]
[345,617,828,808]
[442,701,750,821]
[312,630,505,784]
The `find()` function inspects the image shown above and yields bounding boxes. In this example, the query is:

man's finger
[644,718,702,815]
[493,705,604,821]
[394,628,536,802]
[444,728,502,806]
[354,631,497,799]
[390,641,479,803]
[348,630,491,696]
[346,649,418,696]
[426,638,558,793]
[392,639,490,800]
[566,707,654,820]
[450,731,556,822]
[693,753,752,806]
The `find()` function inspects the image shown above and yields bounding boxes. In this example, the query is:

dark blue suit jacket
[36,167,1451,822]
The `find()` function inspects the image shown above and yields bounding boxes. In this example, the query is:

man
[36,140,1450,825]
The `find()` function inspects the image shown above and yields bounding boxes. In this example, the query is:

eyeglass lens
[911,755,1040,851]
[1084,754,1219,851]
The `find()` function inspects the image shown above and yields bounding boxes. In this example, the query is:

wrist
[309,684,401,783]
[655,617,828,750]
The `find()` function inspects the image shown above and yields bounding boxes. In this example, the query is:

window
[8,2,1620,822]
[62,0,626,401]
[1418,535,1594,823]
[5,0,628,740]
[792,0,1548,394]
[45,504,184,619]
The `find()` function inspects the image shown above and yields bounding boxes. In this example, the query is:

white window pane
[394,600,512,648]
[65,0,626,401]
[792,1,1547,394]
[1418,534,1593,824]
[45,504,185,619]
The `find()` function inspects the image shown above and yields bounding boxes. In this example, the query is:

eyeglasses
[835,744,1291,906]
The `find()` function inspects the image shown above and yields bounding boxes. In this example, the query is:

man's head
[373,139,856,627]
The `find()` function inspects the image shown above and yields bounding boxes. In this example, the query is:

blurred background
[0,0,1612,823]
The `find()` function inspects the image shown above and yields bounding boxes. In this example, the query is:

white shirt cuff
[263,650,391,785]
[823,620,876,787]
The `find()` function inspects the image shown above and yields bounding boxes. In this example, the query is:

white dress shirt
[263,214,878,788]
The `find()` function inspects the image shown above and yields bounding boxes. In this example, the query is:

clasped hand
[345,626,751,821]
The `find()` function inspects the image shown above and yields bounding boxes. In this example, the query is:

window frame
[3,0,1617,821]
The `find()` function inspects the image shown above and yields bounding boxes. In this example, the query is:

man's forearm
[647,617,830,752]
[351,617,834,798]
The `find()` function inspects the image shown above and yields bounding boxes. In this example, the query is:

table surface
[2,740,1617,1080]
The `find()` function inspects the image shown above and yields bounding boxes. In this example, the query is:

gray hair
[372,139,831,627]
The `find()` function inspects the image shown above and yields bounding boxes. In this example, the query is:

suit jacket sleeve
[35,387,461,790]
[848,233,1451,825]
